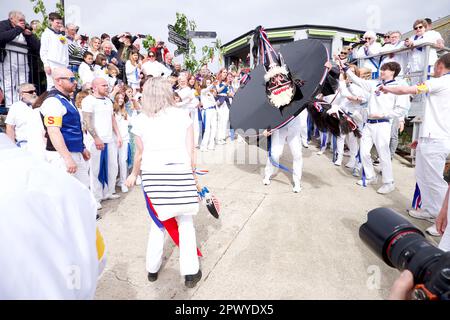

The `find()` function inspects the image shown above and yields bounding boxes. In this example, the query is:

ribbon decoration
[98,143,109,188]
[412,183,422,209]
[267,135,294,174]
[127,143,132,168]
[142,187,202,257]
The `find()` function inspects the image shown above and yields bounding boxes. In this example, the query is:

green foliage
[30,0,64,39]
[173,12,223,74]
[142,35,156,51]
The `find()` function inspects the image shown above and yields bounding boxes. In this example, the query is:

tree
[29,0,65,38]
[172,12,223,74]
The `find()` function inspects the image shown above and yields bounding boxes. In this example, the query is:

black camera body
[360,208,450,300]
[24,23,33,32]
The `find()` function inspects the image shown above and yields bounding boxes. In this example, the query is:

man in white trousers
[82,78,122,209]
[263,115,303,193]
[343,61,410,194]
[298,109,309,148]
[380,53,450,236]
[40,68,90,189]
[40,12,69,90]
[0,133,100,299]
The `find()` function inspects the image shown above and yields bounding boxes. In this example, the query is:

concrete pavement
[95,139,440,300]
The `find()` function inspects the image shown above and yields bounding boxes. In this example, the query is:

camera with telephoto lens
[359,207,450,300]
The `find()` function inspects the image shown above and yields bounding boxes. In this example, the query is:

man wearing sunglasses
[40,67,91,189]
[354,30,382,79]
[5,83,37,148]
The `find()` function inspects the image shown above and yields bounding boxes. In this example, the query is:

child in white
[199,79,217,151]
[78,51,95,86]
[113,93,130,193]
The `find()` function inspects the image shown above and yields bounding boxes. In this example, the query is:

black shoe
[147,271,158,282]
[185,270,202,288]
[96,214,101,221]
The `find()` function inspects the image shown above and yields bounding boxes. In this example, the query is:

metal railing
[0,43,46,114]
[354,42,450,164]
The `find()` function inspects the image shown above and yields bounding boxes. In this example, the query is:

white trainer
[136,175,142,186]
[334,158,342,166]
[293,185,302,193]
[302,139,309,148]
[345,159,357,168]
[407,209,436,223]
[317,148,326,155]
[121,184,129,193]
[426,224,441,237]
[356,176,378,186]
[263,178,271,185]
[97,202,102,210]
[377,183,395,194]
[104,194,120,200]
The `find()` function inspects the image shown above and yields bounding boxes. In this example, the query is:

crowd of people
[0,9,449,299]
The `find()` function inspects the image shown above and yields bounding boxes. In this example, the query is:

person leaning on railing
[0,11,40,107]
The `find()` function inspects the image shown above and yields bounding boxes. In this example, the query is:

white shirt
[407,32,442,72]
[114,112,130,141]
[125,60,140,86]
[354,42,382,72]
[346,70,410,120]
[81,95,114,143]
[39,28,69,67]
[419,74,450,139]
[200,85,216,108]
[94,65,109,81]
[141,60,171,78]
[0,134,98,299]
[5,33,28,54]
[176,87,199,113]
[5,100,34,142]
[78,62,95,85]
[131,107,192,170]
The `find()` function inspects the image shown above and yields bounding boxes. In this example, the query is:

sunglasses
[58,77,77,83]
[339,52,348,55]
[414,25,424,30]
[22,90,36,94]
[364,37,372,40]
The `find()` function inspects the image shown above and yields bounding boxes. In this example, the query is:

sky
[1,0,448,70]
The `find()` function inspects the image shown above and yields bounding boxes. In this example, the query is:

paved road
[95,139,439,300]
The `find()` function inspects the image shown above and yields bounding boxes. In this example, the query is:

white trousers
[216,102,229,142]
[45,61,67,90]
[299,109,308,144]
[415,138,450,216]
[146,215,199,276]
[45,151,90,189]
[360,122,393,184]
[336,132,359,162]
[265,127,303,185]
[200,108,217,149]
[0,52,28,107]
[190,109,200,147]
[117,141,129,186]
[89,142,118,201]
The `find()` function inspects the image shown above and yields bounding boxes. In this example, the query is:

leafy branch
[29,0,64,38]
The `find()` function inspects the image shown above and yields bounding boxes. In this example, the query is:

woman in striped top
[125,77,202,288]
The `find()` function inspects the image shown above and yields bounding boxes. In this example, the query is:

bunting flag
[412,183,422,209]
[98,143,109,188]
[142,188,202,257]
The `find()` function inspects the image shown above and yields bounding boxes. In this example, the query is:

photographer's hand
[388,270,414,300]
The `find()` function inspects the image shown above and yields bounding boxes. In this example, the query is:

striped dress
[142,165,199,221]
